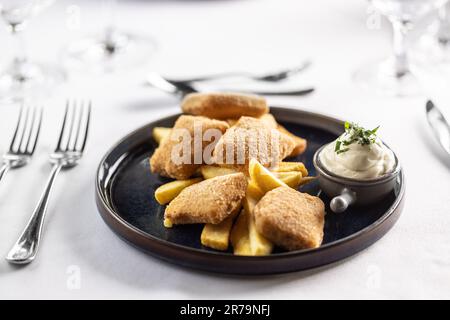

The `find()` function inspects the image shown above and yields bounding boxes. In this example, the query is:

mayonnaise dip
[319,137,396,180]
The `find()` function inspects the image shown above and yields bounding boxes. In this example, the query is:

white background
[0,0,449,299]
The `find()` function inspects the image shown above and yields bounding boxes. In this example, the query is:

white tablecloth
[0,0,449,299]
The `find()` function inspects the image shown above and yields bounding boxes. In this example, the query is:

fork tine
[79,101,91,153]
[17,106,30,153]
[22,107,36,153]
[28,107,43,155]
[56,101,70,152]
[64,100,77,152]
[9,105,24,152]
[72,101,85,151]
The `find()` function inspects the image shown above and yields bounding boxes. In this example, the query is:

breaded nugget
[150,115,229,179]
[254,186,325,250]
[226,118,238,127]
[229,113,276,129]
[259,114,307,157]
[277,125,307,157]
[165,173,247,225]
[181,92,269,119]
[212,116,295,171]
[258,113,278,129]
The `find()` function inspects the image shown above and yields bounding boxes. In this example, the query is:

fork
[6,100,91,264]
[146,72,315,98]
[167,60,312,83]
[0,106,42,183]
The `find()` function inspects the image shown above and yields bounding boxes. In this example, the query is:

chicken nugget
[150,115,229,179]
[254,186,325,250]
[212,116,295,172]
[165,173,247,225]
[277,125,307,157]
[181,92,268,119]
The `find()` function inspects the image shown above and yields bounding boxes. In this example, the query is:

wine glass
[354,0,447,96]
[414,2,450,64]
[63,0,157,74]
[0,0,63,103]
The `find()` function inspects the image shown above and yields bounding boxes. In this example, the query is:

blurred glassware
[354,0,447,96]
[415,2,450,64]
[0,0,63,103]
[63,0,157,74]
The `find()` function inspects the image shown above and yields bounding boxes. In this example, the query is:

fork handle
[6,163,62,264]
[0,164,9,183]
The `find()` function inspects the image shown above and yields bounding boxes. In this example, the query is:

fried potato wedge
[273,161,308,177]
[299,176,317,186]
[155,178,202,205]
[275,171,303,188]
[201,210,239,251]
[230,210,252,255]
[245,195,273,255]
[246,181,264,200]
[243,195,258,217]
[152,127,171,144]
[249,158,288,193]
[200,165,237,179]
[164,218,173,228]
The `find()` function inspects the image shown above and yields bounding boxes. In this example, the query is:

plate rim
[95,106,405,272]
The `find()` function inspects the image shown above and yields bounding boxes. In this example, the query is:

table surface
[0,0,449,300]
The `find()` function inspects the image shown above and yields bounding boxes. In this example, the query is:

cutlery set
[145,62,315,98]
[1,101,91,265]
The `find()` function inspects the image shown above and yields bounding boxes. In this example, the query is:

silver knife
[425,100,450,155]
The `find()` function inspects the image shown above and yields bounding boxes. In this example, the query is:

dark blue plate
[95,107,405,274]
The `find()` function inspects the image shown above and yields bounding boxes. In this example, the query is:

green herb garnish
[335,121,379,154]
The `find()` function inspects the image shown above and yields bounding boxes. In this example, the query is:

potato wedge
[249,158,287,193]
[299,176,317,186]
[244,195,273,255]
[154,178,202,205]
[275,171,303,188]
[230,210,252,255]
[246,181,264,200]
[152,127,171,144]
[201,211,238,251]
[248,213,273,255]
[164,218,173,228]
[243,195,258,216]
[200,165,237,179]
[273,161,308,177]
